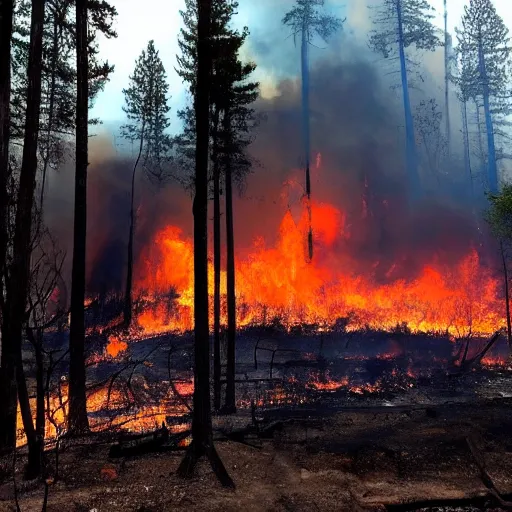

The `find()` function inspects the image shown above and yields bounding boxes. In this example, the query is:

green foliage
[282,0,343,44]
[455,0,511,100]
[10,0,117,142]
[455,0,512,183]
[486,184,512,241]
[175,0,259,191]
[121,40,173,185]
[369,0,441,58]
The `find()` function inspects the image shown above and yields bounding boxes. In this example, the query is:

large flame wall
[132,200,504,337]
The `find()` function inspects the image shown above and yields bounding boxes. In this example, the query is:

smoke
[235,47,480,281]
[42,134,193,294]
[41,3,489,296]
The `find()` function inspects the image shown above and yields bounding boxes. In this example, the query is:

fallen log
[109,426,190,458]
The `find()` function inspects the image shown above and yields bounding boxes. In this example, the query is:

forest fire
[128,201,504,338]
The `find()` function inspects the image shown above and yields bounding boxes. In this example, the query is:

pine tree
[176,0,234,488]
[68,0,117,435]
[176,0,247,412]
[369,0,441,199]
[10,0,116,206]
[282,0,342,261]
[452,45,475,196]
[120,40,172,327]
[455,0,511,193]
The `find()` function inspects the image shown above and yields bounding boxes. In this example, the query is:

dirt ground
[3,400,512,512]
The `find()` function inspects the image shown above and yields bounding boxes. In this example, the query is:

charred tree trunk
[223,109,236,414]
[4,0,46,476]
[123,122,145,328]
[301,16,313,261]
[177,0,233,487]
[212,108,221,412]
[0,0,15,454]
[68,0,90,434]
[17,352,41,478]
[500,242,512,350]
[26,327,45,450]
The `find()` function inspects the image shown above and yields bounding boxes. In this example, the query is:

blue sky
[90,0,512,135]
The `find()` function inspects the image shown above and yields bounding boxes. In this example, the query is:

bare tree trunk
[461,99,473,198]
[212,109,221,412]
[39,2,64,210]
[397,0,420,200]
[177,0,233,487]
[223,109,236,414]
[68,0,89,434]
[123,123,145,328]
[500,241,512,350]
[301,15,313,261]
[0,0,16,454]
[4,0,46,476]
[16,352,41,478]
[26,327,45,449]
[443,0,450,156]
[478,40,498,192]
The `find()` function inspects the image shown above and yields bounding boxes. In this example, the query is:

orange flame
[130,202,504,337]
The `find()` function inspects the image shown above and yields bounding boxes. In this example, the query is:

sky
[90,0,512,133]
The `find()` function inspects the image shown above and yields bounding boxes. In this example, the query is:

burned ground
[4,399,512,511]
[6,328,512,511]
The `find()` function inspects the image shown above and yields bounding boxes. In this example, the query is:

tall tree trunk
[224,109,236,414]
[301,15,313,261]
[478,40,498,193]
[68,0,90,434]
[17,354,41,478]
[39,4,61,210]
[461,99,473,199]
[475,101,486,179]
[123,122,145,328]
[4,0,46,476]
[443,0,450,156]
[212,109,221,412]
[0,0,16,454]
[177,0,233,487]
[396,0,420,200]
[25,327,46,477]
[500,241,512,351]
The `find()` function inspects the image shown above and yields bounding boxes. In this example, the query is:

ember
[106,336,128,358]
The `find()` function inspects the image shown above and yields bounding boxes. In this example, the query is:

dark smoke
[42,22,490,296]
[237,51,482,282]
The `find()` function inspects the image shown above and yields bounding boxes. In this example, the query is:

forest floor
[3,399,512,512]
